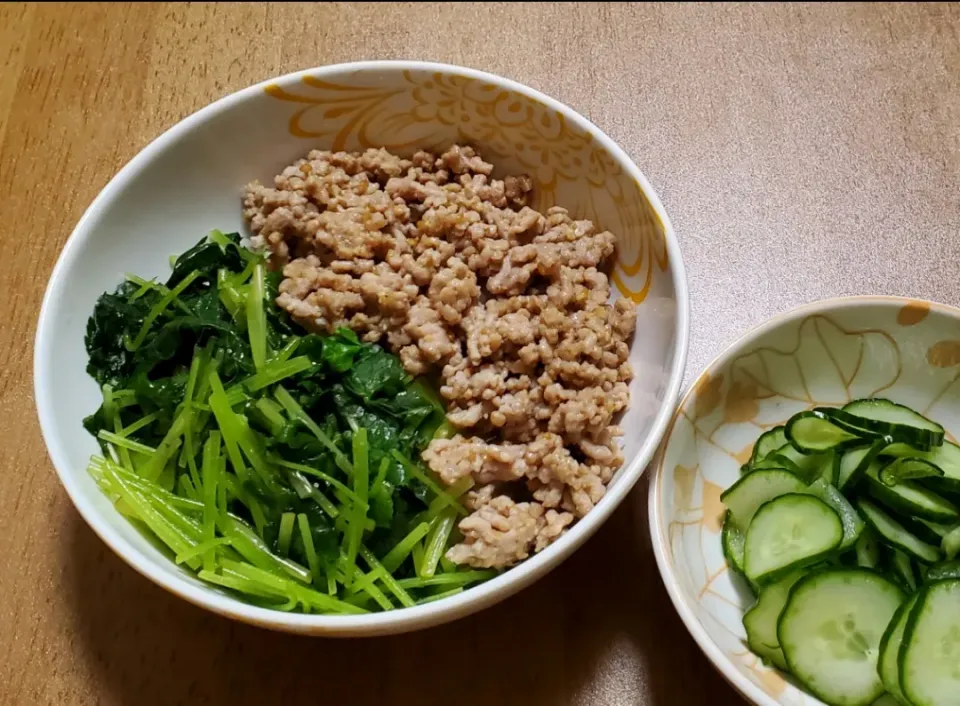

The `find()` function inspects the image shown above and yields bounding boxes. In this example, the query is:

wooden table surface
[3,3,960,704]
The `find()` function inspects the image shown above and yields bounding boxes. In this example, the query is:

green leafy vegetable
[82,230,495,613]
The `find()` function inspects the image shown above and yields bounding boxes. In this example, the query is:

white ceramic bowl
[649,296,960,704]
[35,61,688,636]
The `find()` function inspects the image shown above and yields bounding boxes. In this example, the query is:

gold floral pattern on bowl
[265,70,667,303]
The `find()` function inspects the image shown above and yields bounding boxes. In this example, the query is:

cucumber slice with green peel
[787,411,864,454]
[884,442,930,457]
[870,696,903,706]
[839,440,892,491]
[856,497,942,563]
[878,594,918,704]
[883,441,960,492]
[721,469,809,531]
[920,518,958,537]
[806,450,838,486]
[830,449,843,488]
[855,527,882,570]
[769,453,802,475]
[839,445,872,490]
[744,494,844,584]
[777,568,905,706]
[814,406,884,439]
[722,470,823,573]
[743,569,807,670]
[902,517,959,546]
[751,426,788,465]
[721,469,861,573]
[840,399,945,442]
[722,511,747,577]
[921,477,960,502]
[835,399,945,451]
[880,457,945,486]
[816,450,839,486]
[900,579,960,706]
[829,451,842,486]
[783,449,838,486]
[750,459,792,473]
[925,560,960,582]
[941,525,960,560]
[879,696,906,706]
[772,444,832,484]
[808,478,865,551]
[864,463,960,523]
[889,547,918,593]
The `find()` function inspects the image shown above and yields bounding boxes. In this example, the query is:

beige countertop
[3,3,959,704]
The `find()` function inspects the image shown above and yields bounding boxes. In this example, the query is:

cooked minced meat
[244,145,635,568]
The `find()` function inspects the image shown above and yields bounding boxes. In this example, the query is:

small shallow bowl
[35,61,688,636]
[649,295,960,704]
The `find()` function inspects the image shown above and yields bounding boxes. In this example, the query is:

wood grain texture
[3,3,960,704]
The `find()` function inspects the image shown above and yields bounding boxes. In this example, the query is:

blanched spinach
[82,231,468,606]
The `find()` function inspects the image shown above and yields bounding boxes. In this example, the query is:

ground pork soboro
[244,145,634,569]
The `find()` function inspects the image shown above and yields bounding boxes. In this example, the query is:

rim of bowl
[34,60,690,635]
[647,294,960,704]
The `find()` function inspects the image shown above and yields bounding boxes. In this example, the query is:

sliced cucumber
[878,594,918,704]
[856,497,942,563]
[838,445,872,490]
[855,527,882,570]
[768,446,806,476]
[889,547,918,593]
[751,426,788,465]
[884,441,960,493]
[808,478,864,551]
[743,569,806,670]
[818,450,840,486]
[904,517,960,546]
[870,696,902,706]
[835,399,945,451]
[726,401,960,705]
[749,458,790,473]
[787,410,863,454]
[942,525,960,560]
[925,560,960,582]
[721,470,808,530]
[778,568,905,706]
[744,494,843,584]
[771,443,833,484]
[921,477,960,502]
[839,440,891,492]
[880,457,945,486]
[722,511,747,577]
[721,470,846,573]
[900,579,960,706]
[864,462,960,524]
